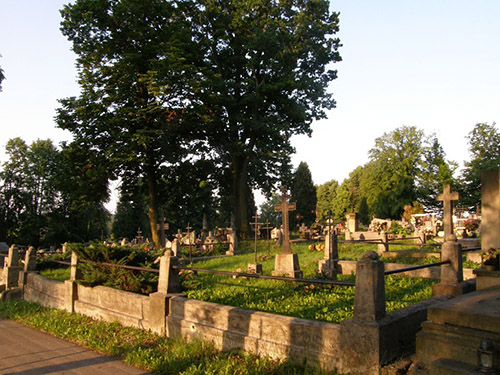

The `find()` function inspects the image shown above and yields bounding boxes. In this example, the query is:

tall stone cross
[251,214,262,262]
[437,184,460,239]
[274,186,296,254]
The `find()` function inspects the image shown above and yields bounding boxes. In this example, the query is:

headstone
[272,186,302,278]
[226,229,238,255]
[248,215,263,274]
[24,246,36,272]
[171,238,180,257]
[436,184,460,239]
[345,212,358,233]
[202,231,217,252]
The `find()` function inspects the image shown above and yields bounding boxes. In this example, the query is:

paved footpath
[0,318,150,375]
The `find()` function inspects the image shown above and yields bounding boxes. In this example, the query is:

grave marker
[272,186,303,278]
[274,186,296,254]
[436,184,460,239]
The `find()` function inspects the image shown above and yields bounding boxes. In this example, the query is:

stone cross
[274,186,296,254]
[251,214,263,262]
[136,228,144,243]
[437,184,460,239]
[186,223,193,264]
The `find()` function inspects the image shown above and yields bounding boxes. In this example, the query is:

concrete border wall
[166,296,342,371]
[74,284,152,330]
[18,270,456,373]
[24,273,65,309]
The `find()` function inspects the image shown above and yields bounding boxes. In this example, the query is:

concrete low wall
[24,273,65,309]
[75,284,152,331]
[167,296,342,372]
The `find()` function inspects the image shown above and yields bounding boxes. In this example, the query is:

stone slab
[427,288,500,334]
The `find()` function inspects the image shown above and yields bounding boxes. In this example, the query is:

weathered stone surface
[481,169,500,250]
[23,273,65,309]
[474,268,500,290]
[272,253,303,278]
[167,296,342,372]
[416,289,500,372]
[353,251,385,321]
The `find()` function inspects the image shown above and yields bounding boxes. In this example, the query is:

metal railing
[172,265,355,287]
[384,260,451,276]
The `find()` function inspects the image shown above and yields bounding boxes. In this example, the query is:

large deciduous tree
[460,122,500,208]
[191,0,341,236]
[57,0,199,248]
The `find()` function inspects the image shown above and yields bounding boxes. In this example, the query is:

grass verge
[0,300,331,375]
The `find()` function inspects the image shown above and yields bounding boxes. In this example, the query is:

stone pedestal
[272,253,303,278]
[157,252,181,294]
[247,262,263,274]
[148,292,184,336]
[5,266,21,288]
[340,252,387,375]
[432,236,463,297]
[346,213,358,233]
[377,231,389,254]
[64,280,78,313]
[415,289,500,374]
[473,268,500,291]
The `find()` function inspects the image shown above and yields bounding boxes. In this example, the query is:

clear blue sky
[1,1,499,209]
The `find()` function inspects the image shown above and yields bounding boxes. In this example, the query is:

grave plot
[179,240,438,324]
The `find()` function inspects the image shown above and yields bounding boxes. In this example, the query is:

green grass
[40,267,70,281]
[0,300,331,375]
[38,240,459,324]
[180,241,437,323]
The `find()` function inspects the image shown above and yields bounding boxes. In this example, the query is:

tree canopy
[460,122,500,208]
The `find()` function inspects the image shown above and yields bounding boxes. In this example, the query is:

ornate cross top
[437,184,460,239]
[274,186,296,254]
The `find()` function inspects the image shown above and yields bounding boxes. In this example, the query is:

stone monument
[272,186,303,278]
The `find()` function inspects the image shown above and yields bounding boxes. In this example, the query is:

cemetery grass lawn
[39,267,70,281]
[0,300,331,375]
[182,241,437,323]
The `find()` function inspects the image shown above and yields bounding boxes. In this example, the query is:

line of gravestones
[154,183,472,279]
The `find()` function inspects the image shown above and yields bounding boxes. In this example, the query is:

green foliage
[460,123,500,208]
[0,300,329,375]
[387,222,413,236]
[290,162,317,227]
[316,179,339,223]
[68,242,160,294]
[0,138,110,246]
[259,193,282,227]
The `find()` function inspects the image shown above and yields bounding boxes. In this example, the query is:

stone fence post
[377,231,389,254]
[64,251,81,313]
[18,246,37,290]
[432,234,463,297]
[340,251,386,375]
[149,250,183,336]
[4,245,21,288]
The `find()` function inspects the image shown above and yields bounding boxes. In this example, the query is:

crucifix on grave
[136,228,144,243]
[437,184,460,240]
[272,186,303,278]
[262,220,272,254]
[318,210,338,278]
[274,186,296,254]
[186,223,193,265]
[248,214,263,274]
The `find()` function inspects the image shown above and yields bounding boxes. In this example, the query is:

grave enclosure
[2,179,500,374]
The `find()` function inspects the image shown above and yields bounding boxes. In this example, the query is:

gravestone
[432,184,463,297]
[272,186,303,278]
[202,231,218,252]
[248,215,263,274]
[436,184,460,239]
[346,212,358,233]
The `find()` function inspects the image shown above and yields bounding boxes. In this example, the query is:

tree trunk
[146,166,161,249]
[232,154,250,238]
